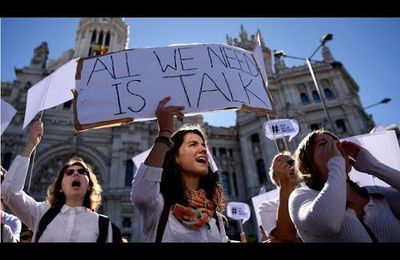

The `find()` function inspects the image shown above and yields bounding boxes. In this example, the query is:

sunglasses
[64,168,88,176]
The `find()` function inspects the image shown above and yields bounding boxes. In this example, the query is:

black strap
[156,203,170,243]
[1,223,4,243]
[360,220,379,243]
[35,202,63,242]
[97,214,109,243]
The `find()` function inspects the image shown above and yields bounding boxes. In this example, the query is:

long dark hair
[161,125,226,213]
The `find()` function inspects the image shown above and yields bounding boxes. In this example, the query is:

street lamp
[363,98,391,110]
[274,33,336,133]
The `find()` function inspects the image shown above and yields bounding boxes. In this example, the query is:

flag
[263,118,299,141]
[226,201,251,224]
[1,99,17,135]
[23,58,79,128]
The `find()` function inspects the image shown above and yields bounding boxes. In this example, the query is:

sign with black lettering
[73,43,274,131]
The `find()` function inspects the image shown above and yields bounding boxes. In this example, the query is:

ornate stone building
[1,19,374,241]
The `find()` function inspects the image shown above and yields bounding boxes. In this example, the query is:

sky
[1,18,400,128]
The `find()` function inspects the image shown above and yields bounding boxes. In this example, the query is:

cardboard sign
[74,43,274,131]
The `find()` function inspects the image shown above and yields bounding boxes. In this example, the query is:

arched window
[98,30,104,45]
[125,160,134,187]
[105,32,111,46]
[300,93,309,105]
[91,30,97,43]
[324,88,334,100]
[312,90,321,102]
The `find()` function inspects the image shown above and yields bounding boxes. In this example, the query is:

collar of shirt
[60,204,87,214]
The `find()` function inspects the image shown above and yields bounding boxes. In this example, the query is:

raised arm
[270,159,299,242]
[144,96,184,167]
[1,120,47,230]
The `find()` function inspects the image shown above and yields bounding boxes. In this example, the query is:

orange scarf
[171,188,215,229]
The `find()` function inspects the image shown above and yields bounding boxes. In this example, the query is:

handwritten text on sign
[75,43,273,131]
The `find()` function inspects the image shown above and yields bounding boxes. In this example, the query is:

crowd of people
[1,97,399,243]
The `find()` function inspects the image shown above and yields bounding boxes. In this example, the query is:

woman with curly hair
[131,96,227,242]
[288,130,400,242]
[1,120,118,242]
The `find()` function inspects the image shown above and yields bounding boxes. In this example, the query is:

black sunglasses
[64,168,88,176]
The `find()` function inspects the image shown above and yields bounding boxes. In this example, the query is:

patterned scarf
[171,188,215,229]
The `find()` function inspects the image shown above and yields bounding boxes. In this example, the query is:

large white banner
[1,99,17,135]
[341,130,400,187]
[74,43,274,131]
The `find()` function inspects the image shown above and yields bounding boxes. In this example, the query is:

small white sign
[1,99,17,135]
[226,201,251,223]
[263,118,299,141]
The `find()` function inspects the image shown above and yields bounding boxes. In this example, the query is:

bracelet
[159,129,173,135]
[154,135,174,149]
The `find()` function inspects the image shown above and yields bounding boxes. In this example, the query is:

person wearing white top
[131,96,227,242]
[259,152,301,242]
[289,130,400,242]
[1,121,114,242]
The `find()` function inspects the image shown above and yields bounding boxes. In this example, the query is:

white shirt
[131,163,227,242]
[1,155,112,242]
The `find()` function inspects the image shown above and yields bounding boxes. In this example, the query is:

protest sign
[74,43,274,131]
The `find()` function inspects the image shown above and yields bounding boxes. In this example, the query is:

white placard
[341,130,400,187]
[74,43,274,131]
[23,58,79,128]
[263,118,299,141]
[1,99,17,135]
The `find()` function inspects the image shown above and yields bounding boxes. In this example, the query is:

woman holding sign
[288,130,400,242]
[131,96,227,242]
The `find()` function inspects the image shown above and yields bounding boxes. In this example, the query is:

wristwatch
[154,135,174,149]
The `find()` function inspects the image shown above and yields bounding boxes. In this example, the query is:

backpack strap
[97,214,123,243]
[97,214,109,243]
[35,202,63,242]
[156,203,170,243]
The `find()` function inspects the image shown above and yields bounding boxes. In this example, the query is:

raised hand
[155,96,185,134]
[21,120,44,157]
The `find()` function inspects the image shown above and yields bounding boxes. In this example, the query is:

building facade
[1,19,375,241]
